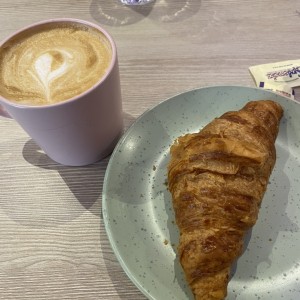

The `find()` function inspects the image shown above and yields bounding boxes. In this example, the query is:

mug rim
[0,18,118,110]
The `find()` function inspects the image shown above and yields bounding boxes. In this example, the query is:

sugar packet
[249,60,300,100]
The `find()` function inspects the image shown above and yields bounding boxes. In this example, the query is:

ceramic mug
[0,18,123,166]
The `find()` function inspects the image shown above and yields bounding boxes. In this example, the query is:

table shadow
[90,0,201,26]
[123,111,137,129]
[19,112,136,224]
[22,138,108,218]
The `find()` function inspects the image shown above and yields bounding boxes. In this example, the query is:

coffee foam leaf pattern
[0,25,112,105]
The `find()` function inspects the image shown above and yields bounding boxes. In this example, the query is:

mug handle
[0,104,12,118]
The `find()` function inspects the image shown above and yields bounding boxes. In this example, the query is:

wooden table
[1,1,300,299]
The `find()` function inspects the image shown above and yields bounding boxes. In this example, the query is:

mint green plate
[102,86,300,300]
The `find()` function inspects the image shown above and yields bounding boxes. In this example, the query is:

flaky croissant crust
[168,100,283,300]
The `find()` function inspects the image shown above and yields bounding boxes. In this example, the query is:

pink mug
[0,18,123,166]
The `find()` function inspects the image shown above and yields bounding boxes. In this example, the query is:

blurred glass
[120,0,155,5]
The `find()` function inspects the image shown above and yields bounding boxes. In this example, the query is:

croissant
[167,100,283,300]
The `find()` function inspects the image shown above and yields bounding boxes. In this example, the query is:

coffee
[0,22,112,106]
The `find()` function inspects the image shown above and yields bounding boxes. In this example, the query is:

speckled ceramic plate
[102,86,300,300]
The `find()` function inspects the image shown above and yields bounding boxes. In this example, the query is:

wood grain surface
[1,0,300,299]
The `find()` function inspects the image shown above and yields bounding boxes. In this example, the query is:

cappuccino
[0,22,112,105]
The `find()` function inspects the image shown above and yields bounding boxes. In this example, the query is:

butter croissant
[167,100,283,300]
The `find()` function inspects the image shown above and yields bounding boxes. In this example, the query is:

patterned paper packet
[249,60,300,100]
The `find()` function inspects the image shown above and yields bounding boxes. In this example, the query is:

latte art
[0,23,112,105]
[30,49,74,101]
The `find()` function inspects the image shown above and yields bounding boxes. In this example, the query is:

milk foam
[0,23,112,105]
[31,50,72,102]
